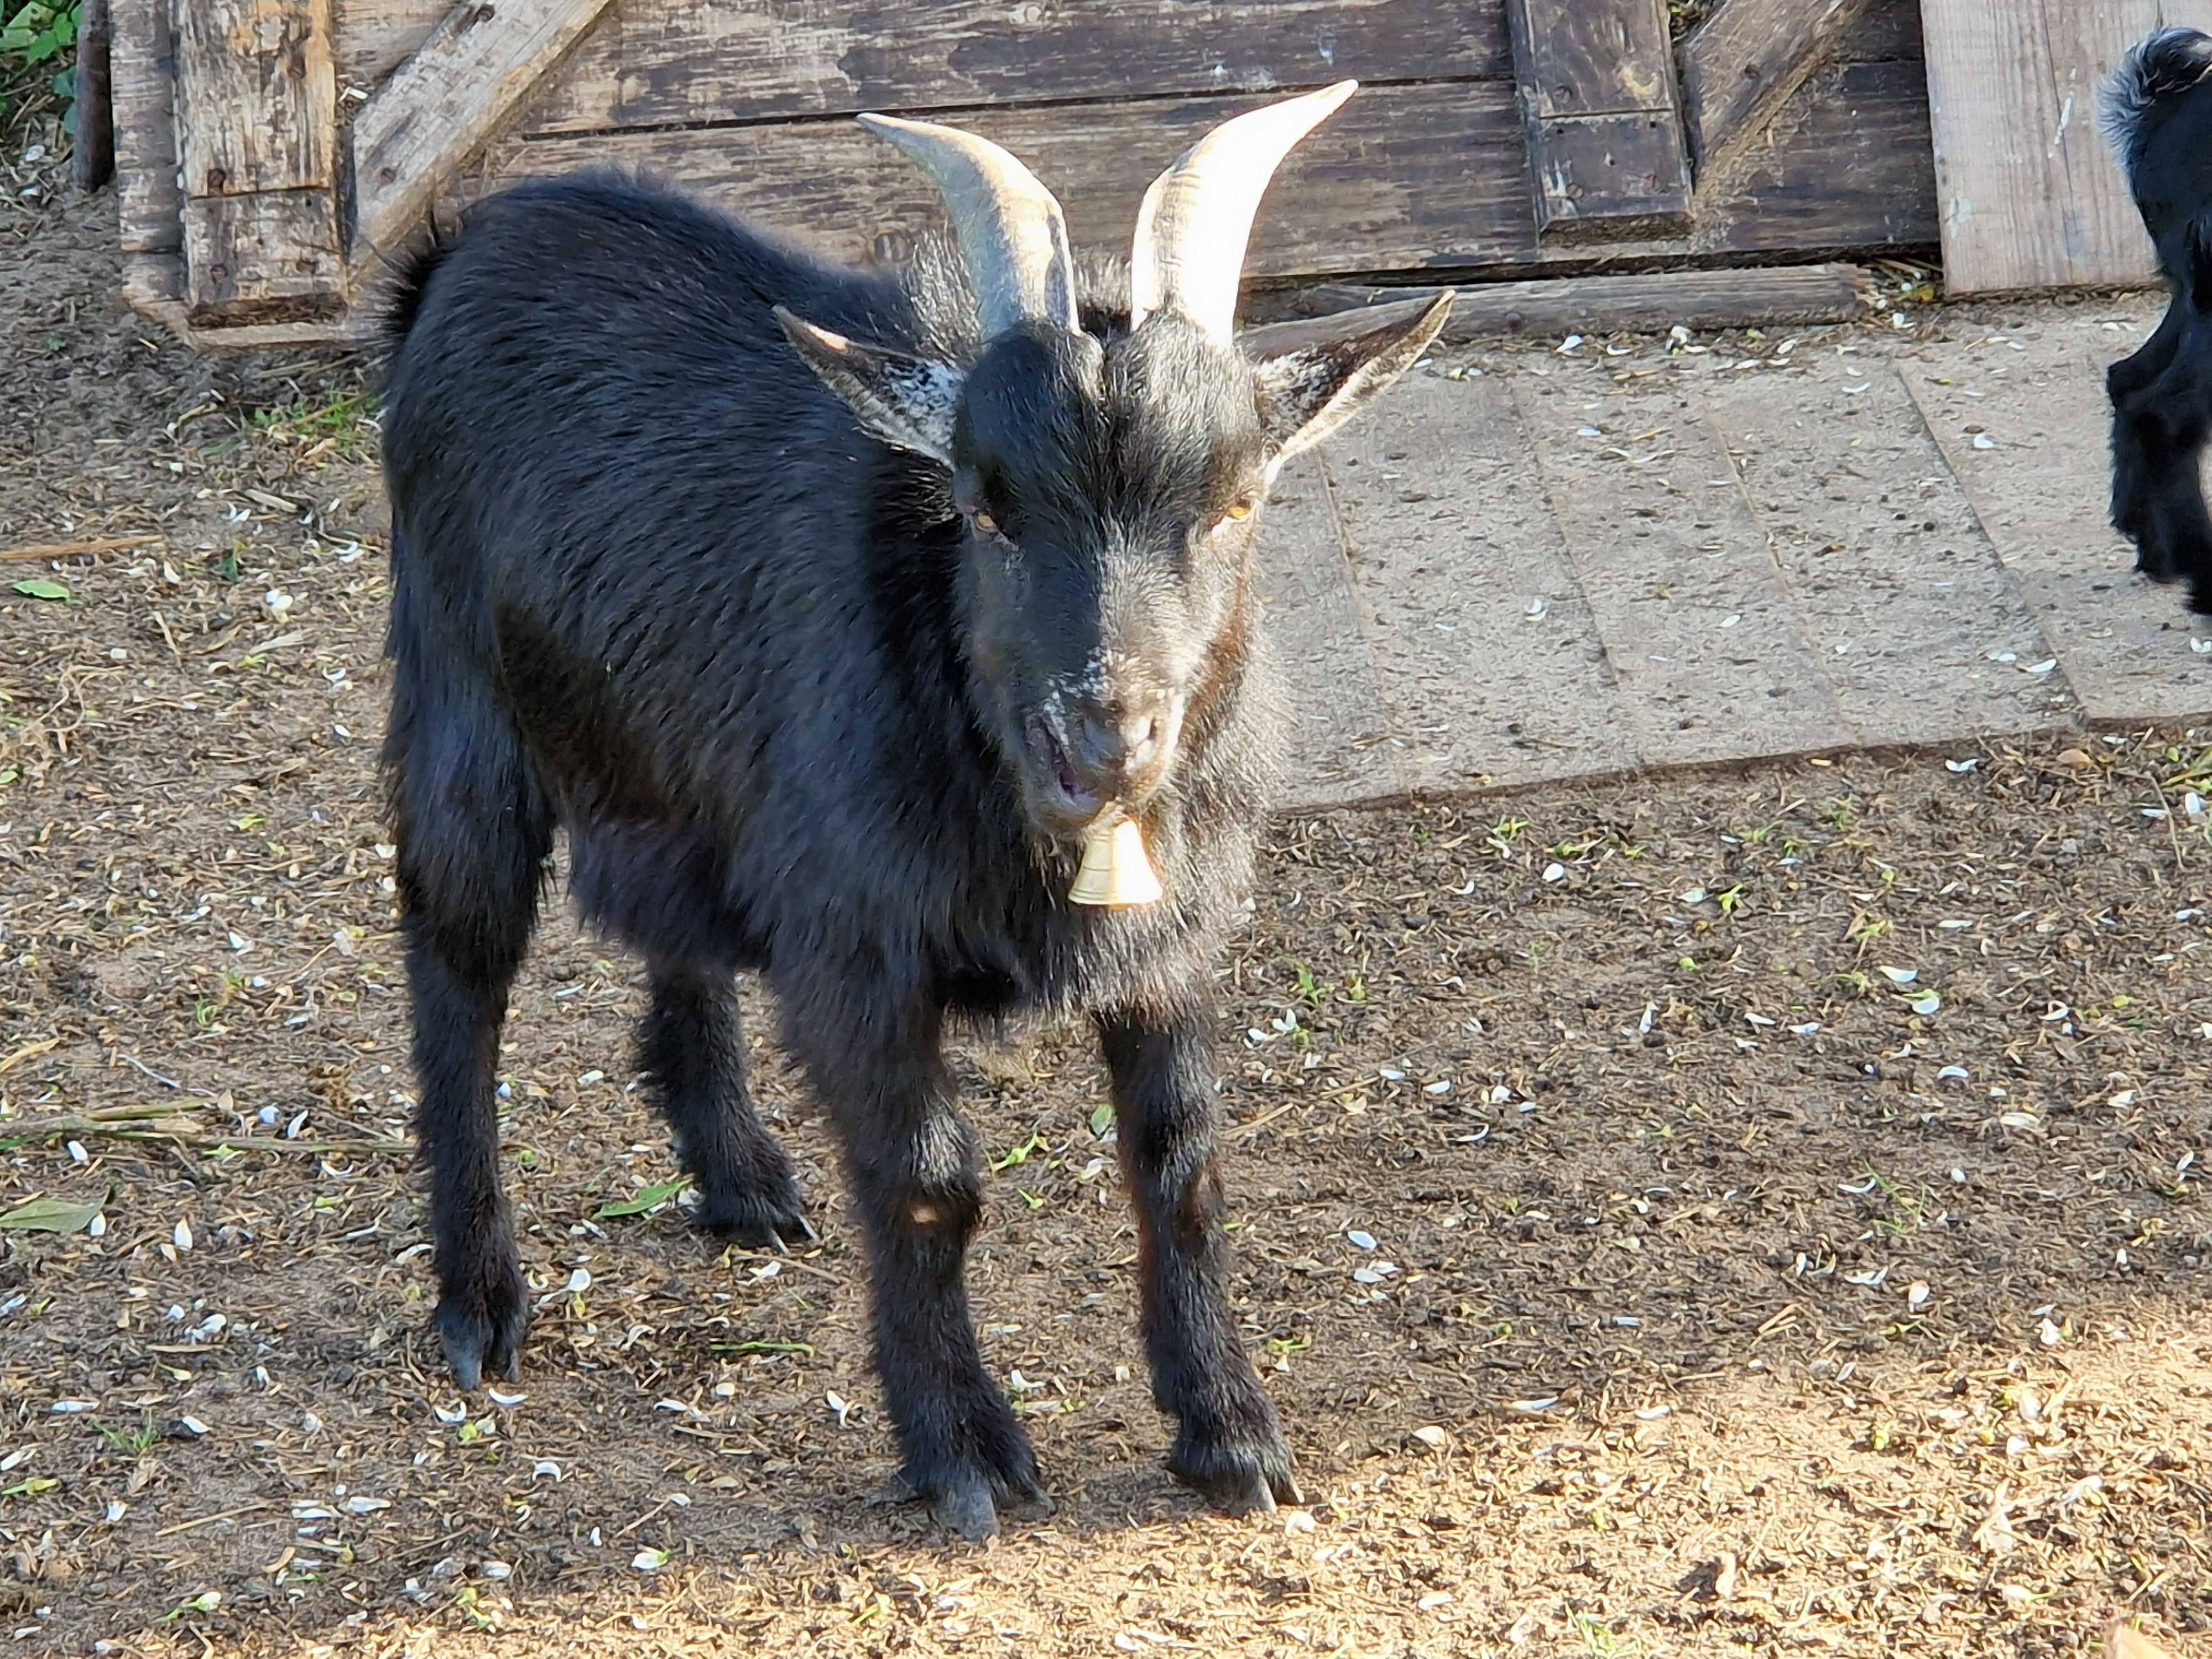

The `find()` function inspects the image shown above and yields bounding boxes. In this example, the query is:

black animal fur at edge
[2104,25,2212,613]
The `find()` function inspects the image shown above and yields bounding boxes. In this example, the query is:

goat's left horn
[858,113,1080,341]
[1128,81,1357,343]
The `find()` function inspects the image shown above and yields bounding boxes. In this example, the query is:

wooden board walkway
[1256,292,2212,812]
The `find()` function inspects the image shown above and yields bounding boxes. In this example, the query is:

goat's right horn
[1129,81,1357,343]
[859,113,1080,341]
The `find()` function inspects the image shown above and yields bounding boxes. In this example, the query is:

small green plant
[251,390,380,461]
[97,1419,158,1457]
[1,3,77,131]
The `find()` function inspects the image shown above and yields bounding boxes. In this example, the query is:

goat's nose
[1070,698,1166,787]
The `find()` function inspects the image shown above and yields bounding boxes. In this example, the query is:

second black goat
[2105,25,2212,613]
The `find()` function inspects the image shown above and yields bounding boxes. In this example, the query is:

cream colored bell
[1068,816,1164,907]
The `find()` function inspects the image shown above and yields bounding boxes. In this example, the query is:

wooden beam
[1245,264,1878,347]
[175,0,336,196]
[348,0,620,265]
[1677,0,1875,181]
[175,0,345,322]
[1921,0,2167,295]
[72,0,113,192]
[521,0,1510,136]
[1504,0,1692,242]
[182,189,346,326]
[108,0,178,264]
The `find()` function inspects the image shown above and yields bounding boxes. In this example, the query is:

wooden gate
[111,0,1942,347]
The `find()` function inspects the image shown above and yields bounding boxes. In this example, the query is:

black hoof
[1168,1397,1302,1516]
[695,1176,812,1251]
[435,1256,528,1391]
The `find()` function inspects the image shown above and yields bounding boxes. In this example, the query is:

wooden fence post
[175,0,345,325]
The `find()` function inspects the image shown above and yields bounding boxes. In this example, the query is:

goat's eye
[970,509,999,536]
[1212,498,1256,534]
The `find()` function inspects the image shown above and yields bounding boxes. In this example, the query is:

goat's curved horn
[858,113,1079,340]
[1129,81,1357,342]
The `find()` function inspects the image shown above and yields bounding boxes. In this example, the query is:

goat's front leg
[1097,1005,1300,1514]
[787,992,1037,1540]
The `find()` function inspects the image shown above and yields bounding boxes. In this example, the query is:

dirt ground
[3,184,2210,1659]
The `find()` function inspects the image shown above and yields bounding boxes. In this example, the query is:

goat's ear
[775,307,962,466]
[1245,292,1454,474]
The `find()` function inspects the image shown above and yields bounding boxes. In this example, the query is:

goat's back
[377,174,1005,923]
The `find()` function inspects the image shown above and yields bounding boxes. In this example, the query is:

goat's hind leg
[388,674,553,1390]
[639,961,810,1248]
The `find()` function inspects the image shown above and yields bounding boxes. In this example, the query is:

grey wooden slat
[1704,353,2081,743]
[1919,0,2179,295]
[1322,373,1639,791]
[1249,265,1876,343]
[1511,368,1852,764]
[524,0,1509,136]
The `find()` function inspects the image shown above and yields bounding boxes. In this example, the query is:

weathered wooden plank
[109,0,178,257]
[175,0,336,196]
[1677,0,1874,180]
[492,71,1932,285]
[1250,264,1877,345]
[1511,368,1851,765]
[1254,458,1407,808]
[1705,353,2079,742]
[1326,374,1640,791]
[521,0,1507,137]
[183,189,347,325]
[1688,59,1937,257]
[122,250,182,310]
[335,0,448,92]
[1919,0,2177,295]
[496,83,1532,281]
[1505,0,1691,241]
[1832,0,1921,64]
[349,0,620,263]
[72,0,114,193]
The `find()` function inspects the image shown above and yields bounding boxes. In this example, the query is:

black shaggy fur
[378,165,1444,1537]
[2104,26,2212,613]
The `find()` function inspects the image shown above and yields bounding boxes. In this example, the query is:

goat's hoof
[435,1264,529,1391]
[1170,1412,1302,1516]
[931,1477,1001,1542]
[696,1182,812,1251]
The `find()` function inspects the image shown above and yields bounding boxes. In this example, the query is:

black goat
[2104,26,2212,614]
[378,84,1449,1539]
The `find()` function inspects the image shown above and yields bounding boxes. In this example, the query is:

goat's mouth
[1023,716,1103,823]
